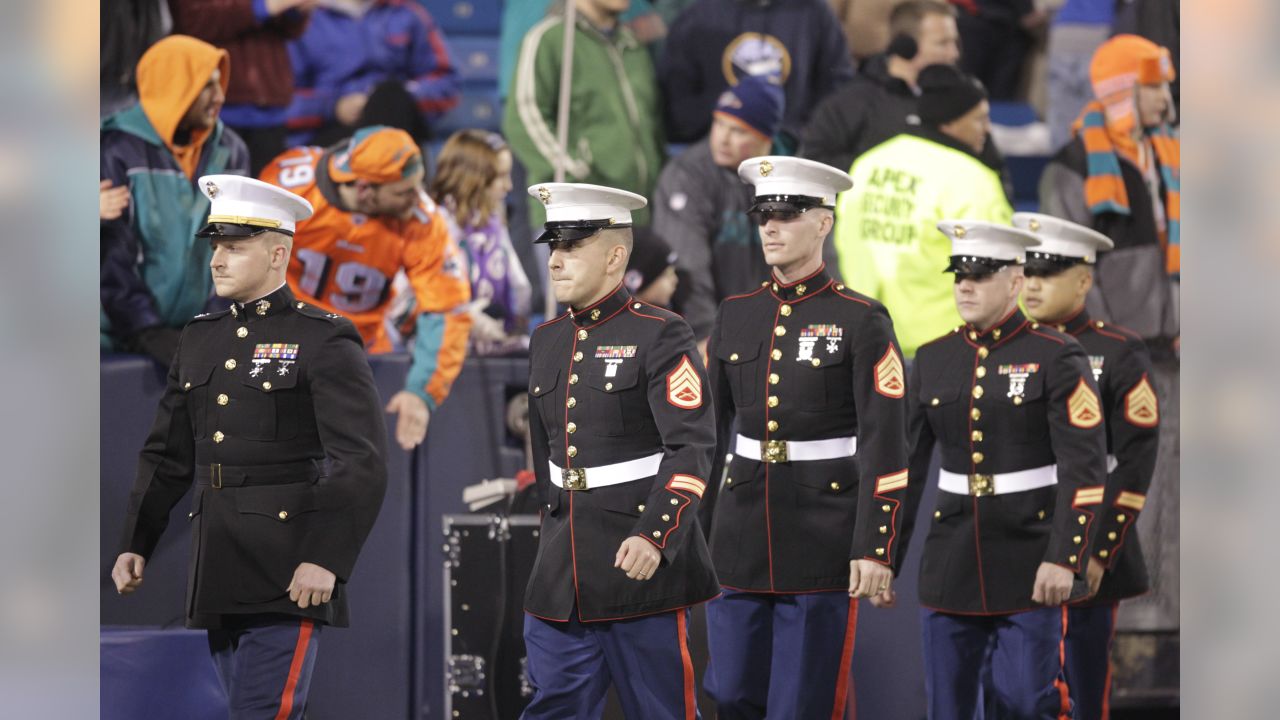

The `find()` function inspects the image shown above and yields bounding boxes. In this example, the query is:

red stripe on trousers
[1055,607,1071,720]
[830,598,859,720]
[677,611,696,720]
[273,619,314,720]
[1101,603,1119,720]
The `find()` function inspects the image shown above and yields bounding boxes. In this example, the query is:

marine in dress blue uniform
[1017,213,1160,720]
[905,220,1108,720]
[521,184,719,720]
[699,157,912,719]
[111,176,388,719]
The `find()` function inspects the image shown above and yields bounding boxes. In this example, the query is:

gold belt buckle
[968,473,994,497]
[211,463,223,490]
[562,467,587,491]
[762,440,789,464]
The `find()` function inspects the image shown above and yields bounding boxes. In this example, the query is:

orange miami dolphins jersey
[261,146,472,410]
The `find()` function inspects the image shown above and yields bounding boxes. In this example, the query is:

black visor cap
[196,222,292,239]
[1023,252,1085,277]
[534,219,630,244]
[746,194,827,215]
[944,255,1013,275]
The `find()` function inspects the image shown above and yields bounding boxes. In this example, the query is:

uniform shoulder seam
[722,286,768,303]
[1027,327,1067,345]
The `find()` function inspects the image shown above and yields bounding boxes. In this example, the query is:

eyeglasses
[747,207,811,227]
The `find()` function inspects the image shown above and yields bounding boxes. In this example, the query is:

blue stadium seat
[989,101,1039,127]
[1006,154,1050,204]
[450,35,501,84]
[436,83,502,134]
[419,0,502,35]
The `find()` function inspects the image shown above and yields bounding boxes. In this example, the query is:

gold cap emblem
[1028,218,1041,231]
[536,186,551,204]
[204,181,219,199]
[953,225,967,238]
[759,160,773,177]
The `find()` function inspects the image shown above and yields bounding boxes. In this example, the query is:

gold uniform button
[224,359,237,370]
[1116,514,1126,522]
[262,381,272,390]
[830,482,840,491]
[567,446,577,458]
[780,305,792,317]
[971,430,984,442]
[879,525,888,534]
[653,531,662,538]
[213,431,225,443]
[577,329,588,341]
[1013,396,1024,406]
[972,385,984,399]
[729,353,739,362]
[811,358,821,367]
[1099,549,1110,559]
[972,452,984,464]
[569,373,579,385]
[1069,554,1078,564]
[771,349,782,361]
[184,382,192,391]
[1073,535,1082,544]
[662,514,671,522]
[670,498,679,505]
[725,477,733,485]
[971,408,982,421]
[605,382,613,391]
[1107,531,1117,541]
[931,397,940,406]
[992,329,1002,340]
[632,303,642,310]
[767,420,779,432]
[638,505,646,512]
[875,548,885,556]
[968,331,977,340]
[769,373,780,385]
[768,396,779,408]
[216,394,229,406]
[976,366,987,378]
[1037,510,1046,520]
[574,351,583,361]
[771,283,779,292]
[1078,515,1088,525]
[774,326,786,337]
[934,510,942,519]
[835,283,845,290]
[236,327,249,338]
[278,511,289,521]
[567,397,577,408]
[567,422,577,434]
[977,347,990,359]
[882,504,892,513]
[533,387,540,394]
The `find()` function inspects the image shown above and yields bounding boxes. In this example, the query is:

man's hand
[849,558,893,598]
[386,391,430,451]
[287,562,336,609]
[100,179,130,221]
[1031,562,1075,605]
[868,588,897,608]
[111,553,146,594]
[614,536,661,581]
[1084,558,1105,598]
[335,92,369,126]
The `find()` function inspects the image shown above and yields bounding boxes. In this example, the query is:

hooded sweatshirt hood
[135,35,230,180]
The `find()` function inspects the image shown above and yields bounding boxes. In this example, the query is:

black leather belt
[195,459,323,489]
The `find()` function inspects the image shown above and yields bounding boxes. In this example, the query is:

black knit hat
[625,227,677,295]
[918,64,988,126]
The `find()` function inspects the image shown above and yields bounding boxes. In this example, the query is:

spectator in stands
[948,0,1049,100]
[99,180,130,221]
[625,227,680,308]
[800,0,962,173]
[171,0,316,177]
[653,75,840,348]
[1039,34,1178,346]
[261,126,473,450]
[285,0,460,148]
[832,64,1012,357]
[504,0,664,226]
[428,129,532,356]
[101,35,250,363]
[1044,0,1114,151]
[827,0,908,62]
[659,0,854,143]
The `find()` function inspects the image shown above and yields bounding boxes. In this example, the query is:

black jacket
[119,284,388,629]
[700,267,912,592]
[906,309,1108,614]
[524,284,719,621]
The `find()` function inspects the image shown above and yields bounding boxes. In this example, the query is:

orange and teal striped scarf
[1077,101,1180,277]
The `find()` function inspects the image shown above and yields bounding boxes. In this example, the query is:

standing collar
[964,307,1028,347]
[229,283,295,322]
[1057,305,1093,335]
[768,264,831,302]
[569,282,631,328]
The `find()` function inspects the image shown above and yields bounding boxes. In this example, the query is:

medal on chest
[595,345,637,377]
[251,343,300,377]
[998,363,1040,399]
[1088,355,1105,383]
[797,325,843,362]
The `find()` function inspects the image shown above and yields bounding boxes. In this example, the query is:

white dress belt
[938,464,1057,496]
[549,453,664,490]
[734,434,858,462]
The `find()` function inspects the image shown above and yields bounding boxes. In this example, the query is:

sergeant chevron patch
[1124,375,1159,427]
[1067,378,1102,429]
[666,355,703,409]
[874,345,905,398]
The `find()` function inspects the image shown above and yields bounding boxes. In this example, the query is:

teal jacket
[100,105,249,349]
